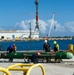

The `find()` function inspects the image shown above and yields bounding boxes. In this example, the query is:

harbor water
[0,39,74,51]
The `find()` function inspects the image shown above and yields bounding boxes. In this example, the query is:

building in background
[0,30,39,41]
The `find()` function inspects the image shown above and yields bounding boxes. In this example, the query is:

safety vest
[56,44,59,50]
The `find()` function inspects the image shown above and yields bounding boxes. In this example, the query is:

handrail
[3,63,46,75]
[26,64,46,75]
[0,67,11,75]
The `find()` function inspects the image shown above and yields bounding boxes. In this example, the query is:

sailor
[43,40,51,52]
[7,45,14,62]
[53,41,59,52]
[7,45,14,53]
[31,52,41,63]
[12,44,17,52]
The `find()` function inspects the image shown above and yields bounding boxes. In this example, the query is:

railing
[3,63,46,75]
[0,67,11,75]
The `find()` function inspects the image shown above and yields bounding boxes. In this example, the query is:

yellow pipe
[8,68,28,71]
[8,63,33,69]
[26,64,46,75]
[3,63,33,75]
[0,67,11,75]
[3,63,46,75]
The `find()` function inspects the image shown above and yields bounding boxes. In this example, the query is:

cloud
[15,19,47,34]
[15,20,30,30]
[47,18,65,36]
[38,19,47,33]
[64,21,74,32]
[15,19,74,36]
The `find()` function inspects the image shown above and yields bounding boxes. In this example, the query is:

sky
[0,0,74,37]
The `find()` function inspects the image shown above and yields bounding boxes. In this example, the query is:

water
[0,39,74,51]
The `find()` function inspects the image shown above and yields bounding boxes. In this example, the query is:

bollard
[68,44,74,55]
[68,44,73,51]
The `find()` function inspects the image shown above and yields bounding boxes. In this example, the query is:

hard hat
[53,41,57,44]
[44,40,47,43]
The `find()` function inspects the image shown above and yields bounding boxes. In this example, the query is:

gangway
[3,63,46,75]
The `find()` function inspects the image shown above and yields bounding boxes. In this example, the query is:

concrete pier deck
[0,57,74,75]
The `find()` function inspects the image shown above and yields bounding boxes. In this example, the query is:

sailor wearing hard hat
[53,41,59,52]
[43,40,51,62]
[43,40,51,52]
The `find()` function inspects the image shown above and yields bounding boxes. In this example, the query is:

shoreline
[0,37,72,42]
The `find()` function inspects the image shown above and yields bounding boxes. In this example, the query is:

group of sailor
[31,40,59,63]
[43,40,59,52]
